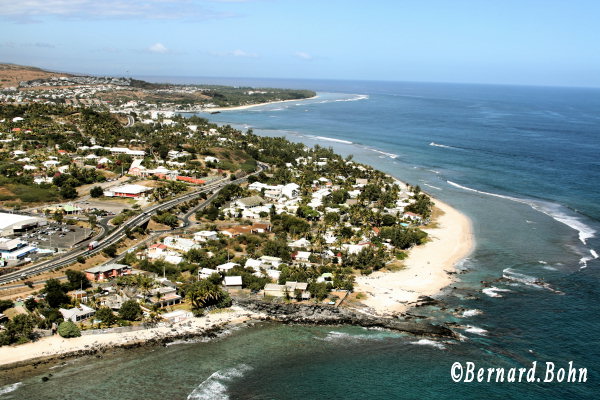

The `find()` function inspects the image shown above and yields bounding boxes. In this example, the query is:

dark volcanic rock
[234,298,456,338]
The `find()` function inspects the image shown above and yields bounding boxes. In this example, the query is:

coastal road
[0,163,267,287]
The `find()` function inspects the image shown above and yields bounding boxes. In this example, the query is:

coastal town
[0,64,470,367]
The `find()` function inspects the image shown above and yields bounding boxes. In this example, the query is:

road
[0,163,267,287]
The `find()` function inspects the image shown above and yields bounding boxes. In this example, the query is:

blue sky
[1,0,599,87]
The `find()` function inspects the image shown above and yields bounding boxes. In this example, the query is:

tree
[60,185,78,199]
[24,297,37,312]
[3,314,36,344]
[0,300,14,313]
[90,186,104,198]
[119,300,142,321]
[65,269,91,290]
[103,244,117,258]
[57,320,81,338]
[185,280,231,313]
[95,306,117,327]
[43,278,70,308]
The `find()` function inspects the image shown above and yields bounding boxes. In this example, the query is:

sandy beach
[200,96,317,112]
[354,198,474,316]
[0,306,265,368]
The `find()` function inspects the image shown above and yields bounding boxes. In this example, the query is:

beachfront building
[223,276,243,290]
[59,304,95,322]
[148,286,182,308]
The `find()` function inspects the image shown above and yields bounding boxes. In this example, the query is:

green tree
[90,186,104,198]
[57,320,81,338]
[3,314,36,344]
[0,300,14,313]
[60,185,78,199]
[185,280,231,314]
[43,278,70,308]
[65,269,91,290]
[119,300,142,321]
[95,306,117,327]
[24,297,37,312]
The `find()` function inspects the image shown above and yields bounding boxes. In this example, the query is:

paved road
[0,163,267,287]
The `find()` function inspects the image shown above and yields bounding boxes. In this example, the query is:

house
[219,223,271,238]
[234,196,266,210]
[98,293,127,310]
[149,286,181,307]
[194,231,218,242]
[68,290,88,302]
[104,184,152,198]
[216,262,239,272]
[292,251,311,262]
[59,304,95,322]
[162,309,193,323]
[285,281,311,300]
[403,212,423,224]
[259,255,282,268]
[289,238,310,248]
[244,258,263,271]
[204,156,219,164]
[199,268,218,279]
[223,275,243,290]
[163,236,200,252]
[85,264,132,282]
[128,158,146,176]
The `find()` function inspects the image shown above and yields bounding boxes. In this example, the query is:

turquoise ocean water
[2,79,599,399]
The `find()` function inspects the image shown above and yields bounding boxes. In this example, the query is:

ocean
[2,79,599,399]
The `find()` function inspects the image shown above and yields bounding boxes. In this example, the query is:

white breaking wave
[464,325,488,336]
[579,249,599,269]
[187,364,252,400]
[334,94,369,102]
[310,135,353,144]
[462,309,483,318]
[446,180,596,245]
[0,382,22,396]
[429,142,457,149]
[320,329,399,342]
[368,148,399,159]
[410,339,446,350]
[502,268,561,294]
[423,183,442,191]
[482,286,511,298]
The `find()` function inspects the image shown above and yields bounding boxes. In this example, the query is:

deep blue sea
[2,79,599,399]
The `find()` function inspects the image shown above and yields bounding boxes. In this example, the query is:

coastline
[354,197,474,316]
[0,306,265,369]
[199,95,318,113]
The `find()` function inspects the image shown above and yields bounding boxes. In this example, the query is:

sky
[1,0,599,87]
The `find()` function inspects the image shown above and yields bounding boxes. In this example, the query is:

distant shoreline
[198,95,318,113]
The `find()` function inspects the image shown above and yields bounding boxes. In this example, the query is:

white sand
[354,199,474,316]
[0,306,264,367]
[201,96,317,112]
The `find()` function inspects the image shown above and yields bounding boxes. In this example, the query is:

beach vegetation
[57,320,81,338]
[119,300,142,321]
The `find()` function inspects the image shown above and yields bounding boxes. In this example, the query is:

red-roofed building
[176,176,206,185]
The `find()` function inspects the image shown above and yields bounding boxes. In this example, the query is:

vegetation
[57,320,81,338]
[119,300,142,321]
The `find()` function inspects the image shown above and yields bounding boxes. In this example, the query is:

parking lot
[18,223,92,250]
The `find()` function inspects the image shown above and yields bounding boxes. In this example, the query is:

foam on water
[410,339,446,350]
[309,135,353,144]
[0,382,22,396]
[187,364,252,400]
[423,183,442,191]
[447,180,596,244]
[462,309,483,318]
[429,142,457,149]
[482,287,511,298]
[464,326,488,336]
[320,329,400,342]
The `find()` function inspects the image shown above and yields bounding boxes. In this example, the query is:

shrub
[58,320,81,338]
[119,300,142,321]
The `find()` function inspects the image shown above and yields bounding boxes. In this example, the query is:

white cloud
[211,49,259,58]
[0,0,236,22]
[148,43,169,54]
[295,51,313,60]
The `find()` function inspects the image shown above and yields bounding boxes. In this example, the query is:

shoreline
[0,307,265,370]
[199,95,318,112]
[354,196,474,316]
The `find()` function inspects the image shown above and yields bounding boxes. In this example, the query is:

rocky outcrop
[234,298,456,338]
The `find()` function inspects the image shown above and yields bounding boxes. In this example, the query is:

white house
[194,231,219,242]
[223,276,243,290]
[216,262,239,272]
[163,236,200,252]
[59,305,95,322]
